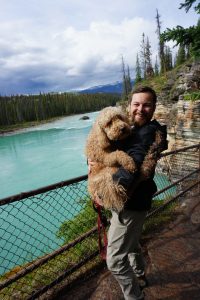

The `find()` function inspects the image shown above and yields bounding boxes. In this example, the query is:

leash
[93,201,108,260]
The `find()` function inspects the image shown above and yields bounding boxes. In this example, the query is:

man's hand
[88,159,103,206]
[88,159,103,175]
[94,192,103,206]
[88,158,98,174]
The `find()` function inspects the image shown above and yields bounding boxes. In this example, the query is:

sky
[0,0,198,95]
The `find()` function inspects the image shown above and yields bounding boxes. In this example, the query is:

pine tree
[121,56,132,100]
[164,46,173,70]
[135,53,142,83]
[174,52,178,67]
[145,37,154,78]
[121,56,128,100]
[126,65,132,93]
[179,0,200,13]
[161,1,200,59]
[155,9,165,73]
[185,44,191,59]
[140,33,147,79]
[176,45,186,66]
[154,56,159,76]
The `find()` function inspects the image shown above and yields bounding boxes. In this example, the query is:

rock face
[157,60,200,104]
[160,98,200,150]
[154,60,200,180]
[155,98,200,181]
[174,98,200,144]
[168,99,199,180]
[154,60,200,149]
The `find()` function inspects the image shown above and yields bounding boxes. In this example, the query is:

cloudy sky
[0,0,198,95]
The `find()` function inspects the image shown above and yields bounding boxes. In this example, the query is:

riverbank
[0,117,64,135]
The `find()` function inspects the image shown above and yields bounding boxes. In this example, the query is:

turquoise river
[0,111,173,275]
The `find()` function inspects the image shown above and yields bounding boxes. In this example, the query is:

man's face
[129,92,156,126]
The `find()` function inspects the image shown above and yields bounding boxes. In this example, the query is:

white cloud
[0,0,198,94]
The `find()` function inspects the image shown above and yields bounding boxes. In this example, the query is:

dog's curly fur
[86,106,163,212]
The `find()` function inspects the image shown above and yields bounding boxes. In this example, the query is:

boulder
[79,116,90,120]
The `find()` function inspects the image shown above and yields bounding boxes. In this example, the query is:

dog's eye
[117,116,123,121]
[106,120,112,127]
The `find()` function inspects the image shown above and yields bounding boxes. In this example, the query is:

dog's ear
[96,124,110,148]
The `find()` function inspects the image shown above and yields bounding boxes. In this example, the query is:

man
[89,86,167,300]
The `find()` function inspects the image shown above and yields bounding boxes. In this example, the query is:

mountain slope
[78,81,134,94]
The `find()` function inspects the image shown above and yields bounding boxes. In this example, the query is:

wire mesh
[0,178,100,299]
[0,144,199,299]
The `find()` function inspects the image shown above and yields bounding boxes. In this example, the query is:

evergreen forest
[0,93,120,127]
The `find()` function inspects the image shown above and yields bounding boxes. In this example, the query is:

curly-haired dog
[85,106,163,212]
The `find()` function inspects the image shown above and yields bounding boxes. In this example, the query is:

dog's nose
[121,127,126,133]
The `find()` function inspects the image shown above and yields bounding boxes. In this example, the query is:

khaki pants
[106,209,147,300]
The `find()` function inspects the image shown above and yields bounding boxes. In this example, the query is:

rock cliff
[154,60,200,151]
[153,60,200,180]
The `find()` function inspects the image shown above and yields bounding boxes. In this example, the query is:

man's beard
[132,114,151,127]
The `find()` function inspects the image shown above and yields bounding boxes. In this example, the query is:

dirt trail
[56,189,200,300]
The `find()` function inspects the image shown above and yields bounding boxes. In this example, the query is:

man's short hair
[128,86,157,105]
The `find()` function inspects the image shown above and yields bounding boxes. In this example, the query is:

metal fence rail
[0,144,199,299]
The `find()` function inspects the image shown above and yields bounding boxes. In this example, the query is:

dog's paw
[116,151,137,172]
[122,156,137,173]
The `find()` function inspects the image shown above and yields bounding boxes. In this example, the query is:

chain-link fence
[0,144,199,299]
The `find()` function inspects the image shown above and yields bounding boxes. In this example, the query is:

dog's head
[97,107,131,141]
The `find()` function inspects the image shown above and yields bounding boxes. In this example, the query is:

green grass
[183,91,200,101]
[138,73,168,93]
[56,200,98,244]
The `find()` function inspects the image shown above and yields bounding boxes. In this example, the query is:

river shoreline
[0,112,93,136]
[0,117,67,136]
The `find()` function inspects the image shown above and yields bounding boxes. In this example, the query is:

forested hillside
[0,92,120,129]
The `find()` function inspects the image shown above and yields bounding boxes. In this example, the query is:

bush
[183,92,200,101]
